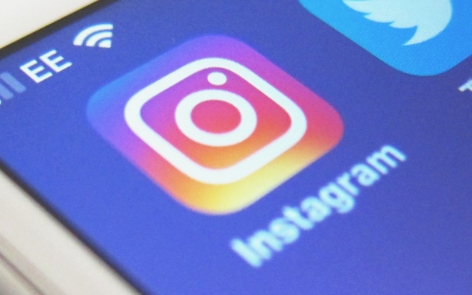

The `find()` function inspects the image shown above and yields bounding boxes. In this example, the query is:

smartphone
[0,1,471,294]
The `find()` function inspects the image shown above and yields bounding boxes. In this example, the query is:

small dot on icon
[208,72,227,86]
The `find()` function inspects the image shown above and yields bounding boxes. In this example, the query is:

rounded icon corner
[388,58,464,77]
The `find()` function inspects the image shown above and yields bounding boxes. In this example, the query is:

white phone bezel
[0,170,140,295]
[0,1,139,293]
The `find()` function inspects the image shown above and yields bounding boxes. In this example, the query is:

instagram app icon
[88,36,343,214]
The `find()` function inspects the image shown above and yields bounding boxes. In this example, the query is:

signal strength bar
[0,72,26,100]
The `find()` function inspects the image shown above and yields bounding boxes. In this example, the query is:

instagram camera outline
[88,35,344,214]
[125,57,307,185]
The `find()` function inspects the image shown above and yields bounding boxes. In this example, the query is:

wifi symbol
[73,23,114,49]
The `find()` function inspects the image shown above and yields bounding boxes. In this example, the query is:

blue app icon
[299,0,472,76]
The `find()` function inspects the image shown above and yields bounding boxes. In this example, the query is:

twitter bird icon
[300,0,472,75]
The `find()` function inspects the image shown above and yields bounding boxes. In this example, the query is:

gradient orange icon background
[88,36,344,215]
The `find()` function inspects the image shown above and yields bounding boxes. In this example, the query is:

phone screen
[0,1,471,294]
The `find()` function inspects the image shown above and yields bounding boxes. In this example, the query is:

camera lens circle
[175,89,257,147]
